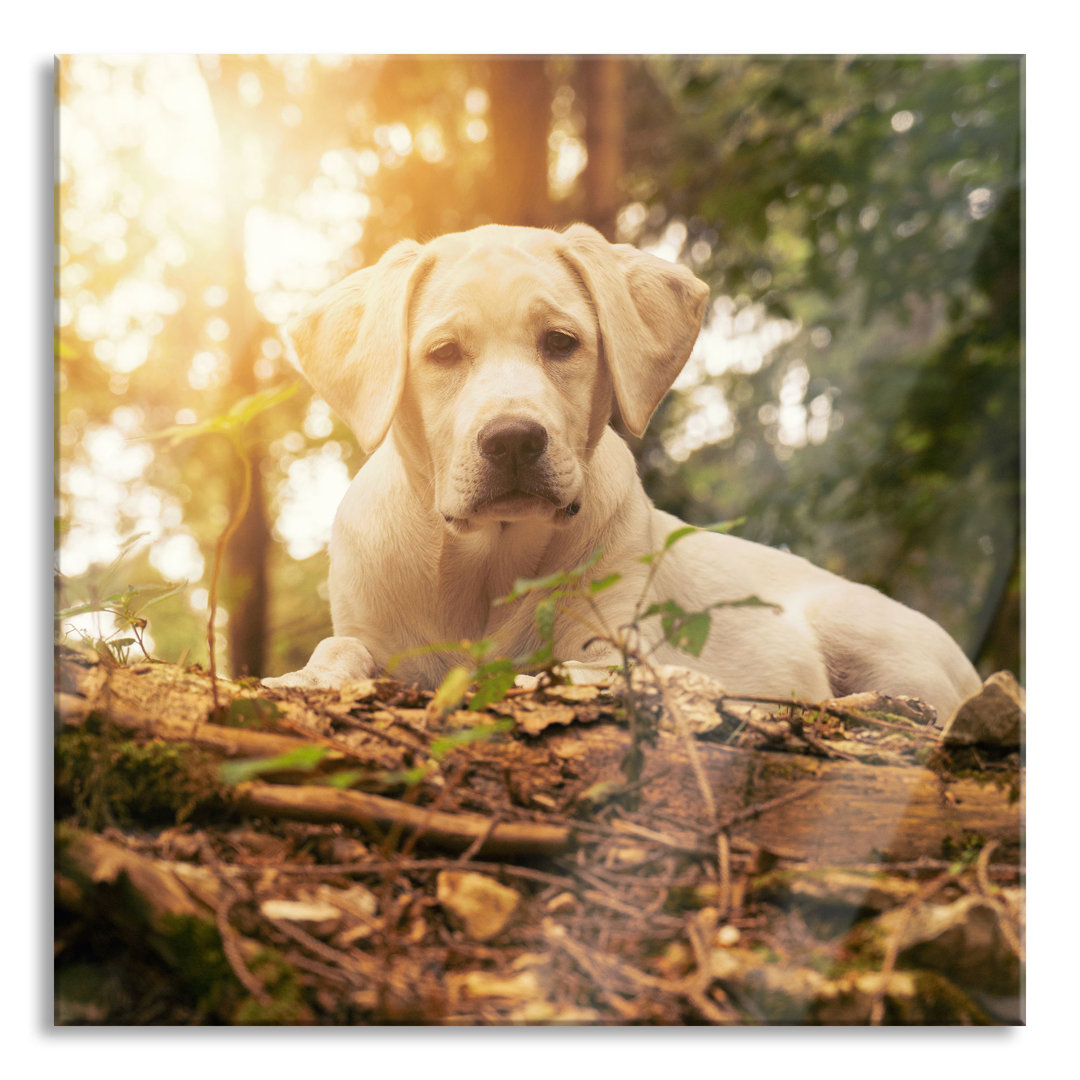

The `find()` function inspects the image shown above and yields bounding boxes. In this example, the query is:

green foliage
[218,745,333,786]
[629,56,1021,672]
[642,595,779,658]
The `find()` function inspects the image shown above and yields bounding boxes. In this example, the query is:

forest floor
[54,643,1024,1026]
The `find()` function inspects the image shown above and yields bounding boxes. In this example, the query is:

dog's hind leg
[804,583,981,722]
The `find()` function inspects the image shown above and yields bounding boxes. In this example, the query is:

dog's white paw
[261,669,338,691]
[555,661,618,685]
[263,637,377,691]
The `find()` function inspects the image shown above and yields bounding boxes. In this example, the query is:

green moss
[157,915,310,1024]
[219,697,281,730]
[757,759,815,783]
[234,951,311,1025]
[940,831,988,865]
[908,969,991,1025]
[56,730,225,829]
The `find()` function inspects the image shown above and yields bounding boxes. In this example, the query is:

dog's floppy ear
[284,239,424,455]
[560,223,709,437]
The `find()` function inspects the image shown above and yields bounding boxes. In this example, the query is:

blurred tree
[203,57,272,677]
[580,56,627,240]
[486,58,554,226]
[624,56,1021,673]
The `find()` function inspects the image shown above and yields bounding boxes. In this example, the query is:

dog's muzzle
[465,416,572,517]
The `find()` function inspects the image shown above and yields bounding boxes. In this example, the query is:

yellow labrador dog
[264,223,981,719]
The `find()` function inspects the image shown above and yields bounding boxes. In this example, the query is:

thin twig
[214,893,271,1006]
[654,663,716,821]
[266,916,378,984]
[971,839,1025,963]
[206,433,253,717]
[719,692,941,740]
[456,813,501,863]
[714,781,822,834]
[716,832,733,919]
[975,839,999,898]
[398,755,471,859]
[233,781,571,857]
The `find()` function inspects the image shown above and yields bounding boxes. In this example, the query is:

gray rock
[941,671,1025,747]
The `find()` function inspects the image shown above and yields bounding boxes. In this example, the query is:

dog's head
[286,223,708,529]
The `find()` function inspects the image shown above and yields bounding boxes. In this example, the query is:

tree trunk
[203,57,271,678]
[484,58,553,227]
[580,56,626,240]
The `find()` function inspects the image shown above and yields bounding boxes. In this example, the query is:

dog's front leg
[262,636,376,690]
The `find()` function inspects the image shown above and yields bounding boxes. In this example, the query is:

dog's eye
[544,330,578,357]
[429,341,461,363]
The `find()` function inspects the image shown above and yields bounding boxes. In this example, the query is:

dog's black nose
[477,417,549,464]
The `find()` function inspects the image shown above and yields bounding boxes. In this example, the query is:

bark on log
[694,741,1021,865]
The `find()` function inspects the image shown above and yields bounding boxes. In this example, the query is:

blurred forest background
[55,54,1023,684]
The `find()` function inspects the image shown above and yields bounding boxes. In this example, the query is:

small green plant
[55,531,185,664]
[56,383,299,687]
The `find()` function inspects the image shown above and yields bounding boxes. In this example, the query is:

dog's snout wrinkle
[477,416,549,465]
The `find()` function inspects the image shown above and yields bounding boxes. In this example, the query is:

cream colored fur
[264,223,981,719]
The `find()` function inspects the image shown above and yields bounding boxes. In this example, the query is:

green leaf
[374,764,433,788]
[496,549,603,604]
[430,665,473,713]
[219,745,332,786]
[534,596,557,645]
[640,599,713,657]
[145,382,299,446]
[662,525,700,550]
[462,638,495,662]
[469,664,518,711]
[666,610,712,657]
[639,519,746,565]
[320,769,367,789]
[428,719,514,759]
[703,517,745,535]
[588,573,622,594]
[521,641,554,668]
[641,599,684,622]
[225,381,300,426]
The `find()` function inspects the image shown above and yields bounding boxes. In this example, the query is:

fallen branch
[232,781,571,857]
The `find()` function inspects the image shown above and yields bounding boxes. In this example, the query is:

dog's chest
[431,526,555,647]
